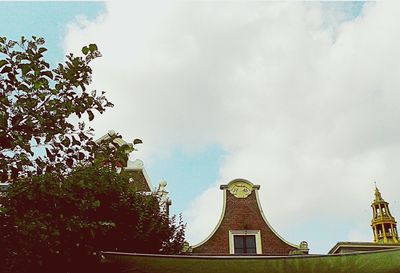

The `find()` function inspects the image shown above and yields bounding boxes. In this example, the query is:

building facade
[191,178,308,256]
[96,130,171,212]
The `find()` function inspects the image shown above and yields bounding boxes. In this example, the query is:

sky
[3,1,400,254]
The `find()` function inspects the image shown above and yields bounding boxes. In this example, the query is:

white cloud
[64,2,400,253]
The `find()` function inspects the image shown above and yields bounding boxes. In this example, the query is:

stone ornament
[299,241,309,250]
[228,181,253,198]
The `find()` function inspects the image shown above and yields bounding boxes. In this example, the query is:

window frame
[229,230,262,255]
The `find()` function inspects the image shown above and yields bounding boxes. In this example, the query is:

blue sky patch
[0,2,105,65]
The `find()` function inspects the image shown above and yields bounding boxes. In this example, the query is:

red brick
[192,186,298,256]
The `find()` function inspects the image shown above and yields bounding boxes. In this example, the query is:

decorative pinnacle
[158,180,168,192]
[374,182,384,202]
[159,179,167,187]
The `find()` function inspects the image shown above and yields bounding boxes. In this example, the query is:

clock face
[228,181,253,198]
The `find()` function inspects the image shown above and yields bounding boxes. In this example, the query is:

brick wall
[126,170,151,192]
[192,188,298,255]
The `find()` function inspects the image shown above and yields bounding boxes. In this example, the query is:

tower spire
[371,184,399,244]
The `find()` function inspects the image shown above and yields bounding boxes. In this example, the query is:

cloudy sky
[3,1,400,254]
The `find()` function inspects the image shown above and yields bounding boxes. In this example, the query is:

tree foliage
[0,36,186,273]
[0,165,186,273]
[0,36,113,182]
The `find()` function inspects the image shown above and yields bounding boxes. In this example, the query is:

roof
[95,130,131,148]
[125,159,153,192]
[328,241,400,254]
[95,131,153,192]
[103,248,400,273]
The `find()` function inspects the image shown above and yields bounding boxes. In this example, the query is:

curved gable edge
[255,190,300,249]
[191,178,300,251]
[191,190,227,249]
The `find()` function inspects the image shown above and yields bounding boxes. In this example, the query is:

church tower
[371,186,399,244]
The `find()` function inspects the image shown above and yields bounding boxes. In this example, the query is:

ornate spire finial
[374,182,383,202]
[371,184,399,244]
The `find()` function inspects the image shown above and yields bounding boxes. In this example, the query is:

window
[229,230,262,254]
[234,235,256,254]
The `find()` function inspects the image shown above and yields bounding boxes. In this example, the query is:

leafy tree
[0,36,113,182]
[0,36,186,273]
[0,164,186,273]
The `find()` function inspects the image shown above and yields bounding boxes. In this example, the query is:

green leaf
[38,47,47,54]
[42,70,53,79]
[0,59,7,69]
[0,112,6,128]
[34,81,44,89]
[61,137,70,147]
[82,46,89,55]
[89,44,98,52]
[71,136,80,146]
[87,110,94,121]
[93,200,100,208]
[19,63,31,76]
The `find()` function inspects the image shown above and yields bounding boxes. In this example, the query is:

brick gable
[192,179,304,256]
